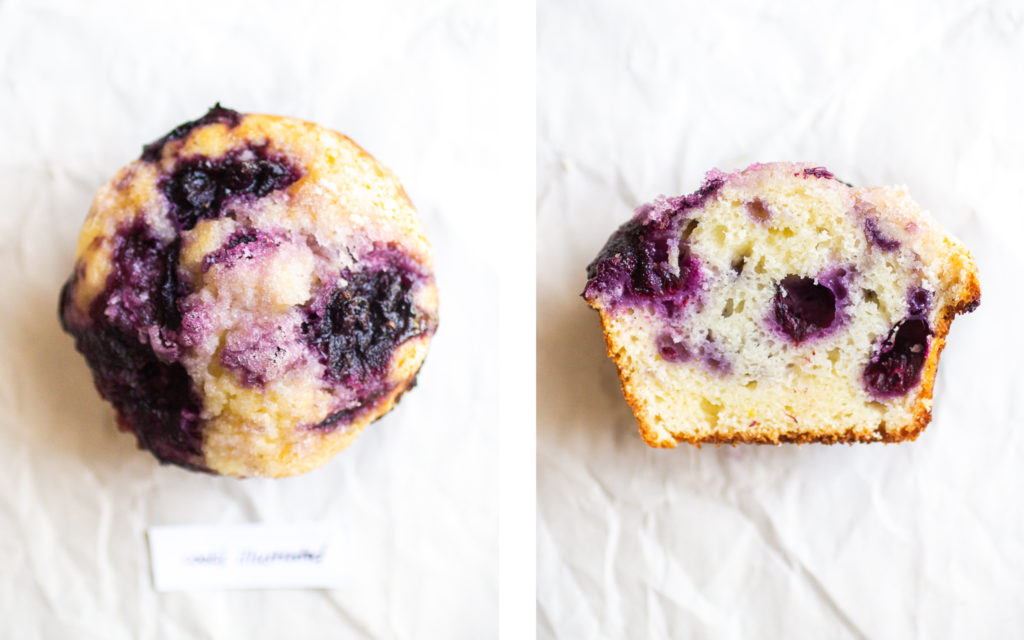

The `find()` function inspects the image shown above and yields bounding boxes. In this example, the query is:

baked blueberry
[863,319,930,397]
[771,275,837,343]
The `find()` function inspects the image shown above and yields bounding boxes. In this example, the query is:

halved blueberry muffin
[584,162,979,446]
[60,105,438,477]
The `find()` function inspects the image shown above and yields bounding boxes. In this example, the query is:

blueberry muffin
[59,105,438,477]
[584,162,979,446]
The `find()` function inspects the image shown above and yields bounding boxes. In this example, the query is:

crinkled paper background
[0,1,497,637]
[537,0,1024,637]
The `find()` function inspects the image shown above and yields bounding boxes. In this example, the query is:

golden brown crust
[588,249,981,447]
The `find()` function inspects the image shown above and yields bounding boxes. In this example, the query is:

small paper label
[148,523,343,591]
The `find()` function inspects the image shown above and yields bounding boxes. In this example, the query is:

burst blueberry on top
[60,106,439,478]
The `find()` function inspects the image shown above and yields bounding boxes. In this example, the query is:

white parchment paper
[0,1,497,638]
[537,1,1024,637]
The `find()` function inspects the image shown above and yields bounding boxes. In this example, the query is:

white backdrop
[537,0,1024,638]
[0,1,497,638]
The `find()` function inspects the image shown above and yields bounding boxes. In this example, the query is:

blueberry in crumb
[584,175,725,318]
[772,275,837,343]
[863,319,931,397]
[584,217,702,318]
[907,287,932,318]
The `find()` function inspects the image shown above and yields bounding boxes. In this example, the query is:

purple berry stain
[585,217,702,318]
[59,221,208,472]
[864,218,900,251]
[301,248,435,426]
[656,331,692,363]
[202,228,279,272]
[863,319,931,397]
[802,166,855,187]
[163,146,301,231]
[803,167,834,179]
[94,221,185,332]
[141,103,242,162]
[312,390,389,431]
[584,174,724,317]
[772,275,837,343]
[655,330,731,374]
[818,267,852,304]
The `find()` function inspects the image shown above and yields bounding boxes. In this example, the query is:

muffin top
[60,105,438,477]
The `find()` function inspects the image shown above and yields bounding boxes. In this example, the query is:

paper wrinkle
[538,0,1024,637]
[744,504,869,640]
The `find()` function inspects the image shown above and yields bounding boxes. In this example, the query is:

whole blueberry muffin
[59,105,438,477]
[584,162,979,446]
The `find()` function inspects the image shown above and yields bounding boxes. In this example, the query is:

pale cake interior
[591,163,979,446]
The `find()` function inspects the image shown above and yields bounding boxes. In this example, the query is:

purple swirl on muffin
[60,106,438,477]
